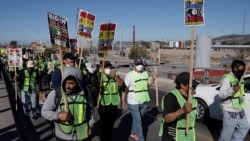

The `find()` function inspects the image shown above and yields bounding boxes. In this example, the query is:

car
[194,74,250,125]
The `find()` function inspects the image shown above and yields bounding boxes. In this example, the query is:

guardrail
[88,57,228,85]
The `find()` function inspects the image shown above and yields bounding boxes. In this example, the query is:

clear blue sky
[0,0,249,45]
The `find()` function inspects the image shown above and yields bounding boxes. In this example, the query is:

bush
[129,46,150,59]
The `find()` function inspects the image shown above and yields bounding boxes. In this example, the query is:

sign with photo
[150,42,160,65]
[98,23,116,51]
[76,10,96,39]
[8,48,22,67]
[184,0,205,26]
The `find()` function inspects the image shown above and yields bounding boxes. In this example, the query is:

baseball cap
[100,60,112,68]
[27,60,34,68]
[134,58,144,65]
[63,53,77,60]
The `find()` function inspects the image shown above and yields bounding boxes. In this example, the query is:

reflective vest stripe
[58,94,88,140]
[223,74,246,109]
[100,74,120,105]
[134,79,148,83]
[23,69,36,92]
[128,70,150,103]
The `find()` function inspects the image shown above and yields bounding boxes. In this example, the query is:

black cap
[63,53,77,60]
[134,58,144,65]
[175,72,199,88]
[100,60,112,68]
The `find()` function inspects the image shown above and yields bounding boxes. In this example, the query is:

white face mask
[104,68,111,75]
[87,67,96,74]
[135,65,144,71]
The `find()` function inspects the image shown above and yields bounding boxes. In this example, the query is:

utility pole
[133,25,135,47]
[119,30,123,56]
[241,9,247,45]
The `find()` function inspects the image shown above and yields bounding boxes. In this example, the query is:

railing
[102,59,228,85]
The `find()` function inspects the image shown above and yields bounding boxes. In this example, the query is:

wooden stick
[14,64,18,111]
[59,48,69,112]
[79,38,85,68]
[186,26,195,134]
[154,65,159,106]
[239,63,250,84]
[96,52,107,108]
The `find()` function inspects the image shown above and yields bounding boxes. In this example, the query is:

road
[1,65,250,141]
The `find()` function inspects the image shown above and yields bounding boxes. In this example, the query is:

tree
[10,40,18,48]
[129,45,150,59]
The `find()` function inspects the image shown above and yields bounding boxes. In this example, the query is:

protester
[51,53,77,89]
[41,66,94,141]
[84,62,99,107]
[218,60,250,141]
[97,60,125,141]
[38,56,48,85]
[158,72,198,141]
[124,58,157,141]
[16,60,43,119]
[0,56,4,80]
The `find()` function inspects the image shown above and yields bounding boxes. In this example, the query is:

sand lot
[159,49,238,67]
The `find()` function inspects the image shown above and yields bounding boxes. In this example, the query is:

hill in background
[212,34,250,45]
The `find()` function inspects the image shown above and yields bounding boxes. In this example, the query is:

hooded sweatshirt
[41,66,94,140]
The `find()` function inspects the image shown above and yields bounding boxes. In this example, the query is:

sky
[0,0,250,46]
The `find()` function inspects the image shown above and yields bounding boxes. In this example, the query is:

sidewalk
[0,77,19,140]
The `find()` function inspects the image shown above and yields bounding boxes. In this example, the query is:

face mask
[87,67,95,74]
[104,68,111,75]
[233,69,244,80]
[135,65,144,72]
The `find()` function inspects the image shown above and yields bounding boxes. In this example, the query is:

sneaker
[130,133,138,140]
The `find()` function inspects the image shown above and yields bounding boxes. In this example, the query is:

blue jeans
[218,110,249,141]
[21,91,37,118]
[128,103,147,141]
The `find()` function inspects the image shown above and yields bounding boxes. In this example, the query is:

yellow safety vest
[58,94,88,140]
[128,70,150,103]
[159,89,197,141]
[100,73,120,105]
[23,69,36,93]
[223,74,246,110]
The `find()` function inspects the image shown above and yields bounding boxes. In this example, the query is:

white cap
[27,60,34,68]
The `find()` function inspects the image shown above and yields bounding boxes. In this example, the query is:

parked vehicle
[194,74,250,125]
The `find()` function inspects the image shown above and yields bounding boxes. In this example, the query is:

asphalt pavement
[1,63,249,141]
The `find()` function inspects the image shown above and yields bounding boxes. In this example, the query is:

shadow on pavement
[2,70,40,141]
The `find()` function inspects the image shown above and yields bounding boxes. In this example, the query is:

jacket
[41,66,94,140]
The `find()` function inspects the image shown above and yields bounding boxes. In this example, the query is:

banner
[47,12,70,52]
[70,38,78,54]
[8,48,22,67]
[150,42,160,65]
[184,0,205,26]
[76,10,96,39]
[98,23,116,51]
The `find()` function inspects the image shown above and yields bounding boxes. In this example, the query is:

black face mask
[233,69,244,80]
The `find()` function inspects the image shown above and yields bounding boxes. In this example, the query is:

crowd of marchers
[1,52,249,141]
